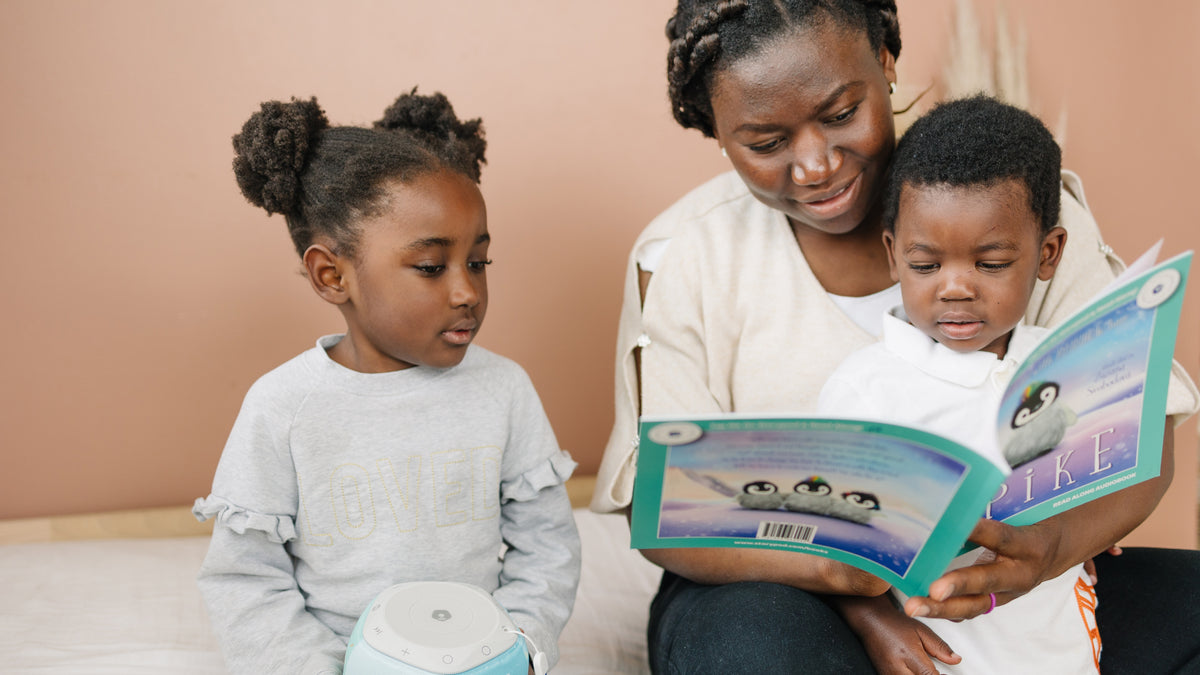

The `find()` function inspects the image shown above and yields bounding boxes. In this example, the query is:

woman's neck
[789,209,894,297]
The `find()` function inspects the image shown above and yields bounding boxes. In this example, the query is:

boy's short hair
[882,94,1061,234]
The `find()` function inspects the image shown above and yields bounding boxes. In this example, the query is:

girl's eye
[468,259,493,272]
[908,263,938,273]
[415,264,445,276]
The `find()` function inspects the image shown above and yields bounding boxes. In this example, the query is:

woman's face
[710,22,896,237]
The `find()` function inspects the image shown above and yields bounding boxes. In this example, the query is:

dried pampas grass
[938,0,1066,144]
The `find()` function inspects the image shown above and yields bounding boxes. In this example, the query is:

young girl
[193,91,581,675]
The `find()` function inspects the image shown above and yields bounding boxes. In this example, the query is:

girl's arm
[197,525,346,675]
[493,482,580,672]
[490,369,581,671]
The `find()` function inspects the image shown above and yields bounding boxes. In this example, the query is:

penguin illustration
[783,476,836,516]
[736,480,785,510]
[828,491,881,525]
[1002,381,1077,467]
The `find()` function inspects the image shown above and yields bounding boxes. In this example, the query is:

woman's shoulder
[637,171,764,244]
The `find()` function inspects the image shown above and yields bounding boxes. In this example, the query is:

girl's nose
[449,269,482,308]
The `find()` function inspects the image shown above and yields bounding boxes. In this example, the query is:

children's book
[630,245,1191,598]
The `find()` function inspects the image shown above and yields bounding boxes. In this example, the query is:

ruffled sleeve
[193,495,298,544]
[500,450,576,503]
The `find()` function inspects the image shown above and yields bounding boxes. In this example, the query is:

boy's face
[331,170,490,373]
[883,181,1065,358]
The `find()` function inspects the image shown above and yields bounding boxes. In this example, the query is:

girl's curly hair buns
[232,89,486,258]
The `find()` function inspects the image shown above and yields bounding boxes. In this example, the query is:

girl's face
[710,22,896,237]
[332,170,490,373]
[883,181,1065,358]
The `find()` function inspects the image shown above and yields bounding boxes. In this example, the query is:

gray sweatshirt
[194,337,581,674]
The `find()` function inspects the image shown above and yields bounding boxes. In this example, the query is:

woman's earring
[721,146,728,158]
[889,81,896,95]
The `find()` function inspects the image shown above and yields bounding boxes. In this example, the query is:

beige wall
[1,1,1196,547]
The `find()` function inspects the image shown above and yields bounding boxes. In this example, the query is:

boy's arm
[907,416,1174,620]
[832,594,961,675]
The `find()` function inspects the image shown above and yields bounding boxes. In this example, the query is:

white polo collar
[881,307,1041,388]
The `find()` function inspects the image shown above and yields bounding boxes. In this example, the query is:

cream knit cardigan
[591,170,1198,513]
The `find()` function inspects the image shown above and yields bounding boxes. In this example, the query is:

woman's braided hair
[231,89,486,258]
[665,0,900,138]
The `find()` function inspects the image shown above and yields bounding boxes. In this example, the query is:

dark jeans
[1095,547,1200,674]
[648,571,875,674]
[648,548,1200,674]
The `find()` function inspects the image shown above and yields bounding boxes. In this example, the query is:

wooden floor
[0,475,598,545]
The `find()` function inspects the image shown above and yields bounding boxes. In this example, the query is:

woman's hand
[904,518,1059,621]
[834,594,960,675]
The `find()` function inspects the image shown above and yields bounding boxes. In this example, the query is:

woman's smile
[793,172,861,218]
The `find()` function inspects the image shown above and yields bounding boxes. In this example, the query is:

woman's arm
[906,416,1174,620]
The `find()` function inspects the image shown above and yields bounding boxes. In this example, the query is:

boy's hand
[833,594,960,675]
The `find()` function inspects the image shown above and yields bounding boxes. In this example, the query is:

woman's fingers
[908,519,1058,620]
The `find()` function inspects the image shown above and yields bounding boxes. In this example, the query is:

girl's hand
[835,594,960,675]
[904,518,1058,621]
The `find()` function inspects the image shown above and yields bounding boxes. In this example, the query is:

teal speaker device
[343,581,546,675]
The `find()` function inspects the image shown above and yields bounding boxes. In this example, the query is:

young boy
[817,96,1097,674]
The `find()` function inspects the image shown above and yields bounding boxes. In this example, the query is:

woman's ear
[1037,227,1068,281]
[878,45,897,92]
[303,243,351,305]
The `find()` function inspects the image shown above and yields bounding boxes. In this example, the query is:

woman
[590,1,1200,673]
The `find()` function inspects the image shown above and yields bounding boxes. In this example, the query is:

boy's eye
[908,262,938,273]
[468,259,493,272]
[978,261,1014,272]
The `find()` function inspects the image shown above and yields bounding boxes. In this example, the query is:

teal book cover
[630,416,1009,598]
[989,249,1191,525]
[630,247,1190,598]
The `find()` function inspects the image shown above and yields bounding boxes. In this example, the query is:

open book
[630,245,1191,597]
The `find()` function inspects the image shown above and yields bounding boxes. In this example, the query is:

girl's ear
[303,243,351,305]
[1037,227,1068,281]
[882,230,900,283]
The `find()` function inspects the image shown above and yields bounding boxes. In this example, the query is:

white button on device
[360,582,518,674]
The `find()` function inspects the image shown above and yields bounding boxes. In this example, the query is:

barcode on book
[755,520,817,543]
